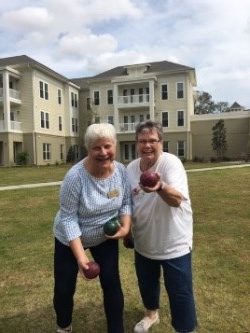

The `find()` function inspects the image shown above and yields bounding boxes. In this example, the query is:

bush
[16,151,29,165]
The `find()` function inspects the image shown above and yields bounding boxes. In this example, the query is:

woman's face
[137,128,162,166]
[88,138,116,168]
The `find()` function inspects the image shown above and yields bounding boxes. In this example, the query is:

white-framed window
[161,84,168,100]
[41,111,49,129]
[176,82,184,99]
[139,114,144,122]
[59,116,62,131]
[87,97,91,110]
[107,90,113,104]
[72,118,78,132]
[39,81,49,100]
[162,111,169,127]
[108,115,114,124]
[146,87,149,102]
[177,141,185,157]
[94,91,100,105]
[58,89,62,104]
[43,143,51,160]
[163,141,169,152]
[73,145,79,160]
[60,144,64,160]
[139,88,143,103]
[123,143,136,161]
[177,110,184,126]
[71,92,78,107]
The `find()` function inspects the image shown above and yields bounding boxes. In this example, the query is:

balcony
[119,122,138,133]
[0,88,21,104]
[117,94,149,108]
[0,120,22,132]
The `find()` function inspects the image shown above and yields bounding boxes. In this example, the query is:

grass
[0,164,249,332]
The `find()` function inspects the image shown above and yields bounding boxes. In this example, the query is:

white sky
[0,0,250,107]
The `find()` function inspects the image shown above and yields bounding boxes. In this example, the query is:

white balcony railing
[0,120,22,132]
[119,122,138,132]
[10,88,21,100]
[0,88,21,100]
[118,94,149,106]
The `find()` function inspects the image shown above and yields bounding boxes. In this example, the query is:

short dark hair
[135,120,163,141]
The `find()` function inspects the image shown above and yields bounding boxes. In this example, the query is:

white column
[113,84,119,131]
[3,71,11,131]
[149,80,155,120]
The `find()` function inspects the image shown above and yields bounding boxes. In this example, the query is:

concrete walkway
[0,163,249,191]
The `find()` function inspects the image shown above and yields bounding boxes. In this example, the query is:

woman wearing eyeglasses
[126,120,197,333]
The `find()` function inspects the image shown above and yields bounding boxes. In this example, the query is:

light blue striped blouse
[53,159,132,248]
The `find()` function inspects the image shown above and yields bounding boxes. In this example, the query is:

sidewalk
[0,163,249,191]
[0,181,62,191]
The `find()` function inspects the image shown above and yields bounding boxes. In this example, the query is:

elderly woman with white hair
[53,123,132,333]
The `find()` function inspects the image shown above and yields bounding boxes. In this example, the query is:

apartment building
[72,60,197,163]
[1,55,249,166]
[0,55,81,166]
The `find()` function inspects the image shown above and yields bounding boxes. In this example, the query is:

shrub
[16,151,29,165]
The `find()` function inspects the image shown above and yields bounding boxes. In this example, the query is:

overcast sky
[0,0,250,107]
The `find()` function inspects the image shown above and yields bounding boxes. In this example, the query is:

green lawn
[0,165,249,332]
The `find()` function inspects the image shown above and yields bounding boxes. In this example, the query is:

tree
[214,101,229,113]
[212,119,227,160]
[194,91,216,114]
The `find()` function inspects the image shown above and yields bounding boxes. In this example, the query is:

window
[10,111,15,121]
[123,89,128,103]
[58,89,62,104]
[130,89,135,102]
[177,110,184,126]
[87,98,91,110]
[139,114,144,122]
[41,111,49,129]
[43,143,51,160]
[139,88,143,103]
[71,92,78,107]
[59,116,62,131]
[163,141,169,152]
[108,116,114,124]
[73,145,79,160]
[146,87,149,102]
[177,141,185,157]
[162,112,168,127]
[94,91,100,105]
[161,84,168,100]
[95,116,100,123]
[60,144,64,160]
[123,143,136,161]
[39,81,49,100]
[72,118,78,132]
[177,82,184,99]
[107,90,113,104]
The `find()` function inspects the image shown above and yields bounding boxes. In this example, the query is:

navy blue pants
[135,251,197,333]
[53,238,124,333]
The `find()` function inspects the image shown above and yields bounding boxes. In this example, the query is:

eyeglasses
[137,139,160,145]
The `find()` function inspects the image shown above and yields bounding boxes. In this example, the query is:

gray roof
[230,102,243,109]
[91,60,195,79]
[0,55,68,82]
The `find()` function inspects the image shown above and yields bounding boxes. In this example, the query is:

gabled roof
[230,101,243,109]
[91,60,195,79]
[0,55,69,82]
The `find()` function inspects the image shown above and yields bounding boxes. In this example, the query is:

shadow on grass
[0,303,154,333]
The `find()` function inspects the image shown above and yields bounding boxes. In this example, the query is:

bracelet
[156,182,164,192]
